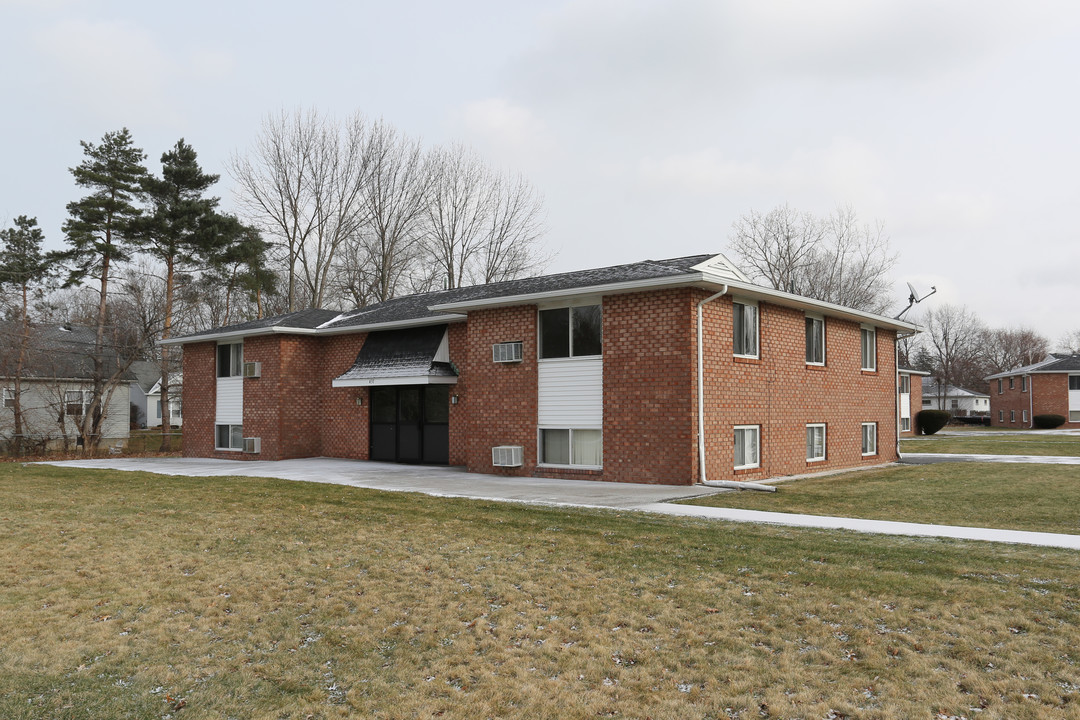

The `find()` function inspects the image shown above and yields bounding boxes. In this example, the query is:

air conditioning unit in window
[243,437,261,454]
[243,361,262,378]
[491,445,523,467]
[492,341,523,363]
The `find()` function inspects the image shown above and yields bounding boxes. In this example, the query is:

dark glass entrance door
[370,385,449,464]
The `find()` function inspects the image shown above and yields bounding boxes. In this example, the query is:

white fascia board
[900,369,932,376]
[427,274,702,312]
[160,314,467,346]
[331,375,459,388]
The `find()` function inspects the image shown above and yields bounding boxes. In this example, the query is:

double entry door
[370,385,450,464]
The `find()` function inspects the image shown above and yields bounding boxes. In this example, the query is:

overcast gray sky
[2,0,1078,341]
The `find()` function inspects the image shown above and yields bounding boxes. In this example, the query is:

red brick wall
[602,289,695,484]
[991,374,1080,428]
[463,306,539,476]
[697,292,899,483]
[317,333,370,459]
[181,342,217,458]
[447,323,468,465]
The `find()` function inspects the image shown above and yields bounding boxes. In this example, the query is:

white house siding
[0,380,130,449]
[1070,377,1080,421]
[216,377,243,425]
[538,358,602,427]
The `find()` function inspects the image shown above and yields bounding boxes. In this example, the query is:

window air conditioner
[491,445,523,467]
[243,361,262,378]
[243,437,261,454]
[492,342,523,363]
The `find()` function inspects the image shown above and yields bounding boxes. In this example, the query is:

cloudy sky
[2,0,1078,341]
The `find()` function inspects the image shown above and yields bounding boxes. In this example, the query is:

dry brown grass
[2,463,1079,719]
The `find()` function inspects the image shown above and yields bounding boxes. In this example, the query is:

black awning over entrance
[332,324,458,387]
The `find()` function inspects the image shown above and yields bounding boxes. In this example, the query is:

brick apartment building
[166,254,918,485]
[986,354,1080,428]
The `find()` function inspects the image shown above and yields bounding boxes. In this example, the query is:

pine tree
[0,216,50,454]
[136,139,249,451]
[58,128,148,451]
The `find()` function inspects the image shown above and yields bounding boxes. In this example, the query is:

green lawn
[2,464,1080,719]
[902,431,1080,456]
[681,462,1080,534]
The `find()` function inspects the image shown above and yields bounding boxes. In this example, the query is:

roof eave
[161,314,467,345]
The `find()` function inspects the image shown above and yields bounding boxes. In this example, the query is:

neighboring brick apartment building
[166,254,918,485]
[986,354,1080,428]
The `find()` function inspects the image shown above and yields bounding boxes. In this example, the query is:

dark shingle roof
[0,323,138,381]
[128,360,162,393]
[985,354,1080,379]
[334,324,456,383]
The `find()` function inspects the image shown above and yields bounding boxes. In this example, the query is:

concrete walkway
[38,456,1080,550]
[903,452,1080,465]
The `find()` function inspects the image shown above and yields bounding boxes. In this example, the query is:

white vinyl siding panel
[216,376,243,424]
[538,357,602,427]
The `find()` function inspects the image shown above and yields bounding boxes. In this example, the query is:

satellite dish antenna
[896,283,937,319]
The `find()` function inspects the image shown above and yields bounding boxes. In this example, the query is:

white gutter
[696,286,727,483]
[160,313,468,346]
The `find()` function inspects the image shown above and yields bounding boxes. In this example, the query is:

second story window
[539,305,602,359]
[805,315,824,365]
[217,342,243,377]
[860,326,876,371]
[733,299,759,358]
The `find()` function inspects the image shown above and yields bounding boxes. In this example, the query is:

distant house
[0,324,134,451]
[921,379,990,417]
[163,253,918,485]
[146,372,183,428]
[986,354,1080,428]
[128,360,161,428]
[898,366,929,435]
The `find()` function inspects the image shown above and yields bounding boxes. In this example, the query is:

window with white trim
[733,300,759,358]
[217,342,243,377]
[861,422,877,456]
[922,398,932,407]
[997,379,1003,394]
[901,417,911,432]
[899,375,910,394]
[1010,410,1016,423]
[734,425,760,469]
[65,390,86,419]
[950,398,959,410]
[1070,376,1080,391]
[806,424,826,462]
[860,326,876,371]
[155,399,162,419]
[1008,377,1014,390]
[1071,411,1080,422]
[539,428,602,467]
[805,315,824,365]
[2,388,13,409]
[1021,375,1028,392]
[1022,410,1028,423]
[539,305,602,359]
[999,410,1004,422]
[216,424,243,451]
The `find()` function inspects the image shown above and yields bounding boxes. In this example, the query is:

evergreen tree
[58,128,148,450]
[0,216,50,454]
[136,139,245,450]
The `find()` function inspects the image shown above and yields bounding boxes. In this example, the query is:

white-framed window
[1022,410,1028,423]
[861,422,877,456]
[155,399,163,419]
[901,417,911,432]
[65,390,87,419]
[999,410,1004,422]
[734,425,760,469]
[1010,410,1016,423]
[1071,411,1080,422]
[733,299,759,358]
[806,424,826,462]
[860,326,876,371]
[539,428,602,467]
[805,314,824,365]
[2,388,13,409]
[539,305,602,359]
[216,424,243,451]
[1021,376,1028,392]
[1069,376,1080,391]
[1008,377,1014,390]
[922,398,932,407]
[899,374,910,394]
[172,400,182,419]
[950,398,959,410]
[217,342,244,378]
[997,379,1003,394]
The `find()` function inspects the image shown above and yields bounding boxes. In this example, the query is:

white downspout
[697,286,727,483]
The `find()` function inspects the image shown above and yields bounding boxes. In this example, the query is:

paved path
[39,457,1080,550]
[902,453,1080,465]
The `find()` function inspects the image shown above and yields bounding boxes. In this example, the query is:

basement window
[734,425,760,469]
[806,424,826,462]
[216,424,243,451]
[861,422,877,456]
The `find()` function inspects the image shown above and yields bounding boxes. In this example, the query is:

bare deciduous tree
[920,304,985,403]
[728,204,897,314]
[1060,329,1080,355]
[981,327,1050,374]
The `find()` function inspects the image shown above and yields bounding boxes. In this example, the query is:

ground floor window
[1071,411,1080,422]
[1010,410,1016,423]
[2,388,13,409]
[999,410,1004,422]
[900,416,911,432]
[861,422,877,456]
[1022,410,1028,423]
[540,428,602,467]
[216,424,243,451]
[806,424,826,462]
[65,390,86,419]
[734,425,760,469]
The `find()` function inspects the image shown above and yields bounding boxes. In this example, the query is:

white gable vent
[492,342,523,363]
[492,445,523,467]
[243,437,261,454]
[243,361,262,378]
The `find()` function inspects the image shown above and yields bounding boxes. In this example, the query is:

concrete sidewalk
[38,456,1080,550]
[903,452,1080,465]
